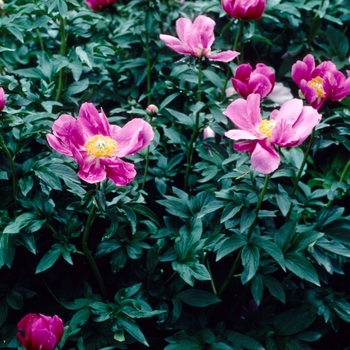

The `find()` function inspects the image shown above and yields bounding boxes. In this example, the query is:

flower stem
[55,15,67,102]
[184,59,202,191]
[326,158,350,208]
[291,129,315,197]
[141,116,153,190]
[217,174,270,298]
[145,4,152,106]
[82,199,107,299]
[285,129,315,222]
[234,20,244,63]
[0,133,18,209]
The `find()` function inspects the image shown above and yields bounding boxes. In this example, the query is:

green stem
[36,28,45,52]
[246,174,271,240]
[82,200,107,299]
[291,129,315,197]
[55,16,67,102]
[326,158,350,208]
[234,20,244,64]
[285,129,315,222]
[141,117,152,190]
[145,14,151,105]
[217,174,271,298]
[0,133,18,208]
[184,59,202,191]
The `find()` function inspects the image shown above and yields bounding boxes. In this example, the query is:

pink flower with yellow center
[231,63,275,99]
[46,102,154,185]
[292,54,350,110]
[159,15,240,62]
[224,94,321,174]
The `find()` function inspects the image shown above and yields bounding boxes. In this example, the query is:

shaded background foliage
[1,0,350,349]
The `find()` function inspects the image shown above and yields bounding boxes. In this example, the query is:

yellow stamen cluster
[258,119,276,138]
[307,76,324,98]
[84,135,117,157]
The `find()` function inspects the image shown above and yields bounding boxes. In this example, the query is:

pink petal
[159,34,193,55]
[77,103,111,138]
[224,94,262,133]
[46,134,73,157]
[234,140,258,154]
[225,129,258,140]
[31,329,57,350]
[191,15,215,50]
[111,118,154,157]
[231,77,249,98]
[292,54,315,86]
[175,18,193,46]
[272,98,303,124]
[251,141,280,174]
[247,74,274,99]
[104,159,137,186]
[206,50,240,62]
[77,159,106,183]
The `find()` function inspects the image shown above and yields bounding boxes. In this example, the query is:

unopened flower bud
[146,104,159,116]
[203,126,215,139]
[0,87,6,111]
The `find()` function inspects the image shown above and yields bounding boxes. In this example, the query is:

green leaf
[274,306,316,336]
[225,330,265,350]
[0,232,9,269]
[3,213,46,234]
[176,289,221,307]
[215,235,247,261]
[6,290,24,310]
[326,25,349,59]
[70,308,91,330]
[240,209,256,233]
[262,275,286,303]
[220,202,243,223]
[241,244,260,284]
[117,315,149,347]
[252,236,286,271]
[159,92,180,111]
[251,274,263,306]
[35,244,62,273]
[275,194,291,217]
[35,167,62,190]
[285,253,320,286]
[67,78,89,96]
[274,220,296,252]
[0,299,8,328]
[172,261,210,287]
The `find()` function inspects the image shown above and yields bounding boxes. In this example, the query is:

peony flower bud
[146,104,159,116]
[222,0,266,20]
[17,313,64,350]
[84,0,116,11]
[203,126,215,139]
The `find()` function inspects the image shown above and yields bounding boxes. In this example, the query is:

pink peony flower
[224,94,321,174]
[292,54,350,110]
[222,0,266,20]
[46,102,154,185]
[159,15,240,62]
[0,87,5,111]
[84,0,116,11]
[231,63,275,99]
[17,313,64,350]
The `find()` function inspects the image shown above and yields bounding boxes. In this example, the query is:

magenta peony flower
[222,0,266,20]
[231,63,275,99]
[17,313,64,350]
[224,94,321,174]
[159,15,240,62]
[0,87,5,111]
[292,54,350,110]
[84,0,116,11]
[46,102,154,185]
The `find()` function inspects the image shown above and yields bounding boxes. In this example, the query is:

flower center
[258,119,276,138]
[307,76,324,98]
[84,135,117,157]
